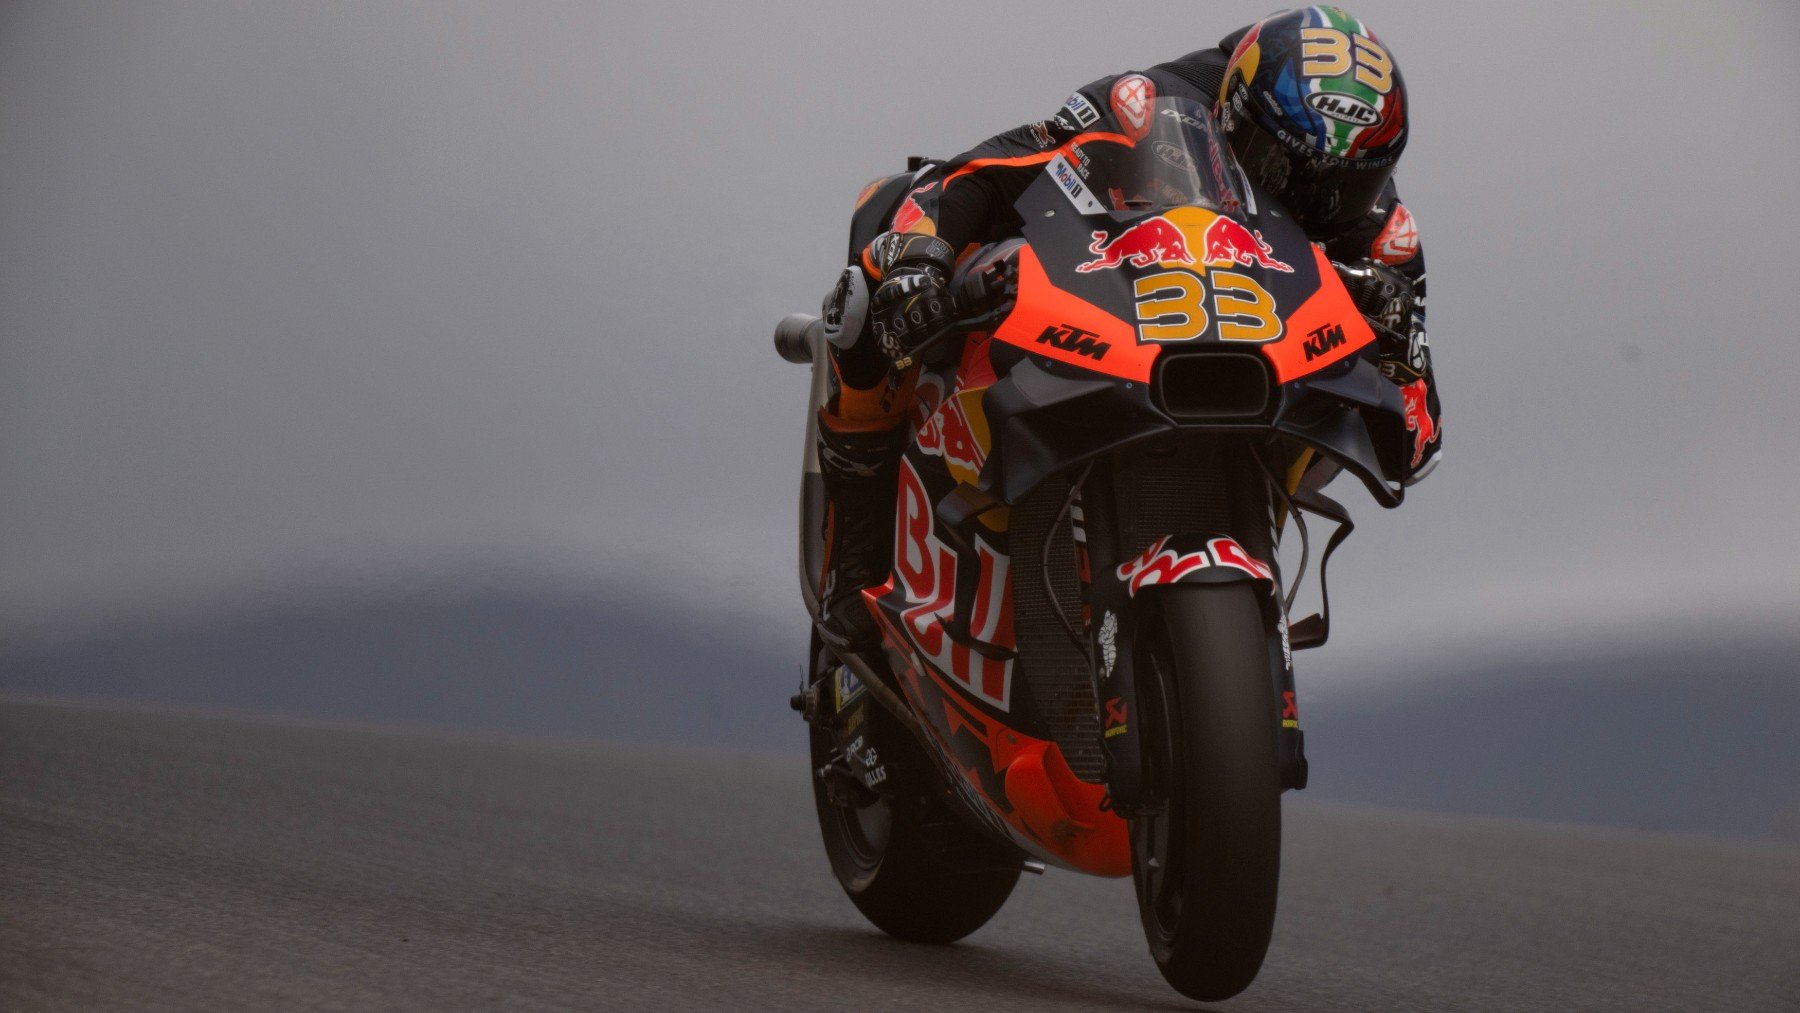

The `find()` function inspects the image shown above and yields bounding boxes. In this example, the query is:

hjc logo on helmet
[1307,92,1380,125]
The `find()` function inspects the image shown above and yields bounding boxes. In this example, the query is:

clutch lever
[889,259,1018,371]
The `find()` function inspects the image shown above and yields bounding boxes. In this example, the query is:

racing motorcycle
[773,95,1420,1003]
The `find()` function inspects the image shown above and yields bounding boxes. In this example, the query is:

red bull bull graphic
[1076,212,1292,275]
[1400,378,1437,466]
[1115,535,1274,597]
[891,185,932,234]
[1200,217,1293,273]
[1075,216,1195,273]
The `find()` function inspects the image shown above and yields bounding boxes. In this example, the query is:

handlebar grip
[773,313,823,364]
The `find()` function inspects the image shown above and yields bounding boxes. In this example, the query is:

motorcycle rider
[814,6,1440,652]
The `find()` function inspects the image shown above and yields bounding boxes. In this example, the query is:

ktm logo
[1302,323,1346,361]
[1037,323,1110,360]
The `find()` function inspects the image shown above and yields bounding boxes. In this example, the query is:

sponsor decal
[847,734,888,788]
[833,664,866,710]
[1097,610,1118,679]
[967,537,1011,645]
[893,459,1015,710]
[1048,153,1105,214]
[1372,201,1420,264]
[1063,91,1101,128]
[1110,74,1155,140]
[1281,691,1298,729]
[1077,207,1289,342]
[1027,120,1056,150]
[915,389,986,479]
[1307,91,1380,125]
[1276,612,1292,671]
[1302,322,1346,361]
[1198,216,1292,273]
[1209,536,1275,582]
[1400,378,1438,467]
[1116,537,1209,596]
[1103,697,1129,739]
[890,184,933,234]
[1070,144,1093,178]
[1035,323,1110,361]
[1076,215,1195,273]
[1116,535,1274,597]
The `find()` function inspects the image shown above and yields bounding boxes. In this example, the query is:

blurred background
[2,1,1796,841]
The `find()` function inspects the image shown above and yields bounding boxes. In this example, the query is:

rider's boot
[815,420,908,654]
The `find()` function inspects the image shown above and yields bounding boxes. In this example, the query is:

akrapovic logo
[1307,92,1379,126]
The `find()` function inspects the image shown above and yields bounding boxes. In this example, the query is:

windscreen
[1063,97,1244,217]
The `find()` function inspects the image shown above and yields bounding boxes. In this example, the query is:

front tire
[1130,582,1282,1002]
[808,686,1019,944]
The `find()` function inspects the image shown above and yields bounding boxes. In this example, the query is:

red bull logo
[1400,378,1438,467]
[1075,216,1194,273]
[1200,217,1293,273]
[890,186,931,233]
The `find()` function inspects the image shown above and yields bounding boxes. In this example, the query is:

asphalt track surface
[4,698,1797,1011]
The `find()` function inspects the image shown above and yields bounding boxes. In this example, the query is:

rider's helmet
[1216,6,1408,234]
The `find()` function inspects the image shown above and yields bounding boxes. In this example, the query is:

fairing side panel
[865,333,1131,876]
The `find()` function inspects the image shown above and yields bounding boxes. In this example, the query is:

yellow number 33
[1299,27,1394,94]
[1133,271,1283,344]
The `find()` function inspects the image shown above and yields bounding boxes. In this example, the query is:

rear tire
[1130,582,1281,1001]
[808,692,1019,944]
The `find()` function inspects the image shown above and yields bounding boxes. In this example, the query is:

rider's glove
[1335,258,1425,382]
[1335,259,1414,334]
[868,232,956,369]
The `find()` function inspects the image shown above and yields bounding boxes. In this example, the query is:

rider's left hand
[1334,259,1413,333]
[1336,259,1425,383]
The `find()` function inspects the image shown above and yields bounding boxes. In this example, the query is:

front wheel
[1130,582,1282,1002]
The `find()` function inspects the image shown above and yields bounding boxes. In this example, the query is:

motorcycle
[773,95,1419,1002]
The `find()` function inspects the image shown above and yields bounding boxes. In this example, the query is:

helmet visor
[1225,112,1394,234]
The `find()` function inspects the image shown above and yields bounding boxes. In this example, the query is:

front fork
[1078,457,1309,816]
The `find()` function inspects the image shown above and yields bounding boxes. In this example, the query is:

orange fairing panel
[870,596,1131,876]
[1264,244,1378,383]
[1004,741,1131,877]
[993,246,1155,382]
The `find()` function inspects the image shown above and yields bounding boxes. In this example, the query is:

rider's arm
[1326,182,1440,482]
[897,27,1252,258]
[894,78,1123,257]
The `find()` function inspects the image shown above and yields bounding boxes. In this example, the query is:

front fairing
[974,98,1406,506]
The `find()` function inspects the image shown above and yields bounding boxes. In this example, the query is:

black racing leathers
[833,29,1440,482]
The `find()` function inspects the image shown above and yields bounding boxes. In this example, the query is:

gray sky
[3,0,1798,668]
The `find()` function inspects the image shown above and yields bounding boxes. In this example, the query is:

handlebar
[773,313,825,364]
[772,257,1017,369]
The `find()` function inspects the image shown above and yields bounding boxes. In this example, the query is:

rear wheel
[1130,582,1281,1001]
[808,667,1020,944]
